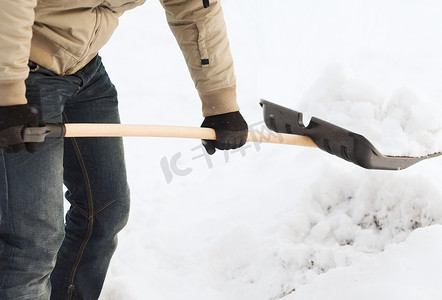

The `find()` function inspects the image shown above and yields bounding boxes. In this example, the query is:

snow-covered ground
[98,1,442,299]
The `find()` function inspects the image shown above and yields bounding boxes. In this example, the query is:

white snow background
[96,0,442,299]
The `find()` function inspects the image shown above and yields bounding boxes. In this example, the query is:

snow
[97,0,442,299]
[285,225,442,300]
[298,65,442,157]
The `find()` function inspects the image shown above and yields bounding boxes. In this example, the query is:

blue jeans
[0,56,130,300]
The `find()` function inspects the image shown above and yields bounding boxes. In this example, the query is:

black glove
[0,104,39,153]
[201,111,248,155]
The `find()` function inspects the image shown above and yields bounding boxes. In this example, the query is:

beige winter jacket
[0,0,239,117]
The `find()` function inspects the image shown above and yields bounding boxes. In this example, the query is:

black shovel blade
[260,99,441,170]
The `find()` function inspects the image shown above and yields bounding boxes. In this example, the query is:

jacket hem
[0,81,27,106]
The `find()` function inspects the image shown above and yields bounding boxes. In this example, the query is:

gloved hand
[0,104,39,153]
[201,111,248,155]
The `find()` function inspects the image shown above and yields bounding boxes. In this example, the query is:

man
[0,0,248,299]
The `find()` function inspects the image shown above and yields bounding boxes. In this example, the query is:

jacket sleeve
[160,0,240,117]
[0,0,37,106]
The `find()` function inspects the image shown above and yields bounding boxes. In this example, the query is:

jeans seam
[66,136,94,300]
[63,114,94,300]
[67,199,116,220]
[69,200,88,219]
[92,200,116,216]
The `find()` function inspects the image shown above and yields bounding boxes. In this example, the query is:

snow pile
[199,168,442,300]
[298,65,442,157]
[285,225,442,300]
[301,167,442,252]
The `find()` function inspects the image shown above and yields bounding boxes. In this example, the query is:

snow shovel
[21,100,439,170]
[259,99,441,170]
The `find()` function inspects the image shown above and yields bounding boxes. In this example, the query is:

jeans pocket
[28,61,40,72]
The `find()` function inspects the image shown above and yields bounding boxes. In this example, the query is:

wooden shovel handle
[64,124,317,148]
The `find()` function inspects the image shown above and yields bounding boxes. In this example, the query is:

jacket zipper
[62,6,102,75]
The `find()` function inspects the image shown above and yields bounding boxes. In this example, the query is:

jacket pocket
[196,22,210,67]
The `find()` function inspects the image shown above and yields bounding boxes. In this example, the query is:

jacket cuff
[199,85,240,117]
[0,81,27,106]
